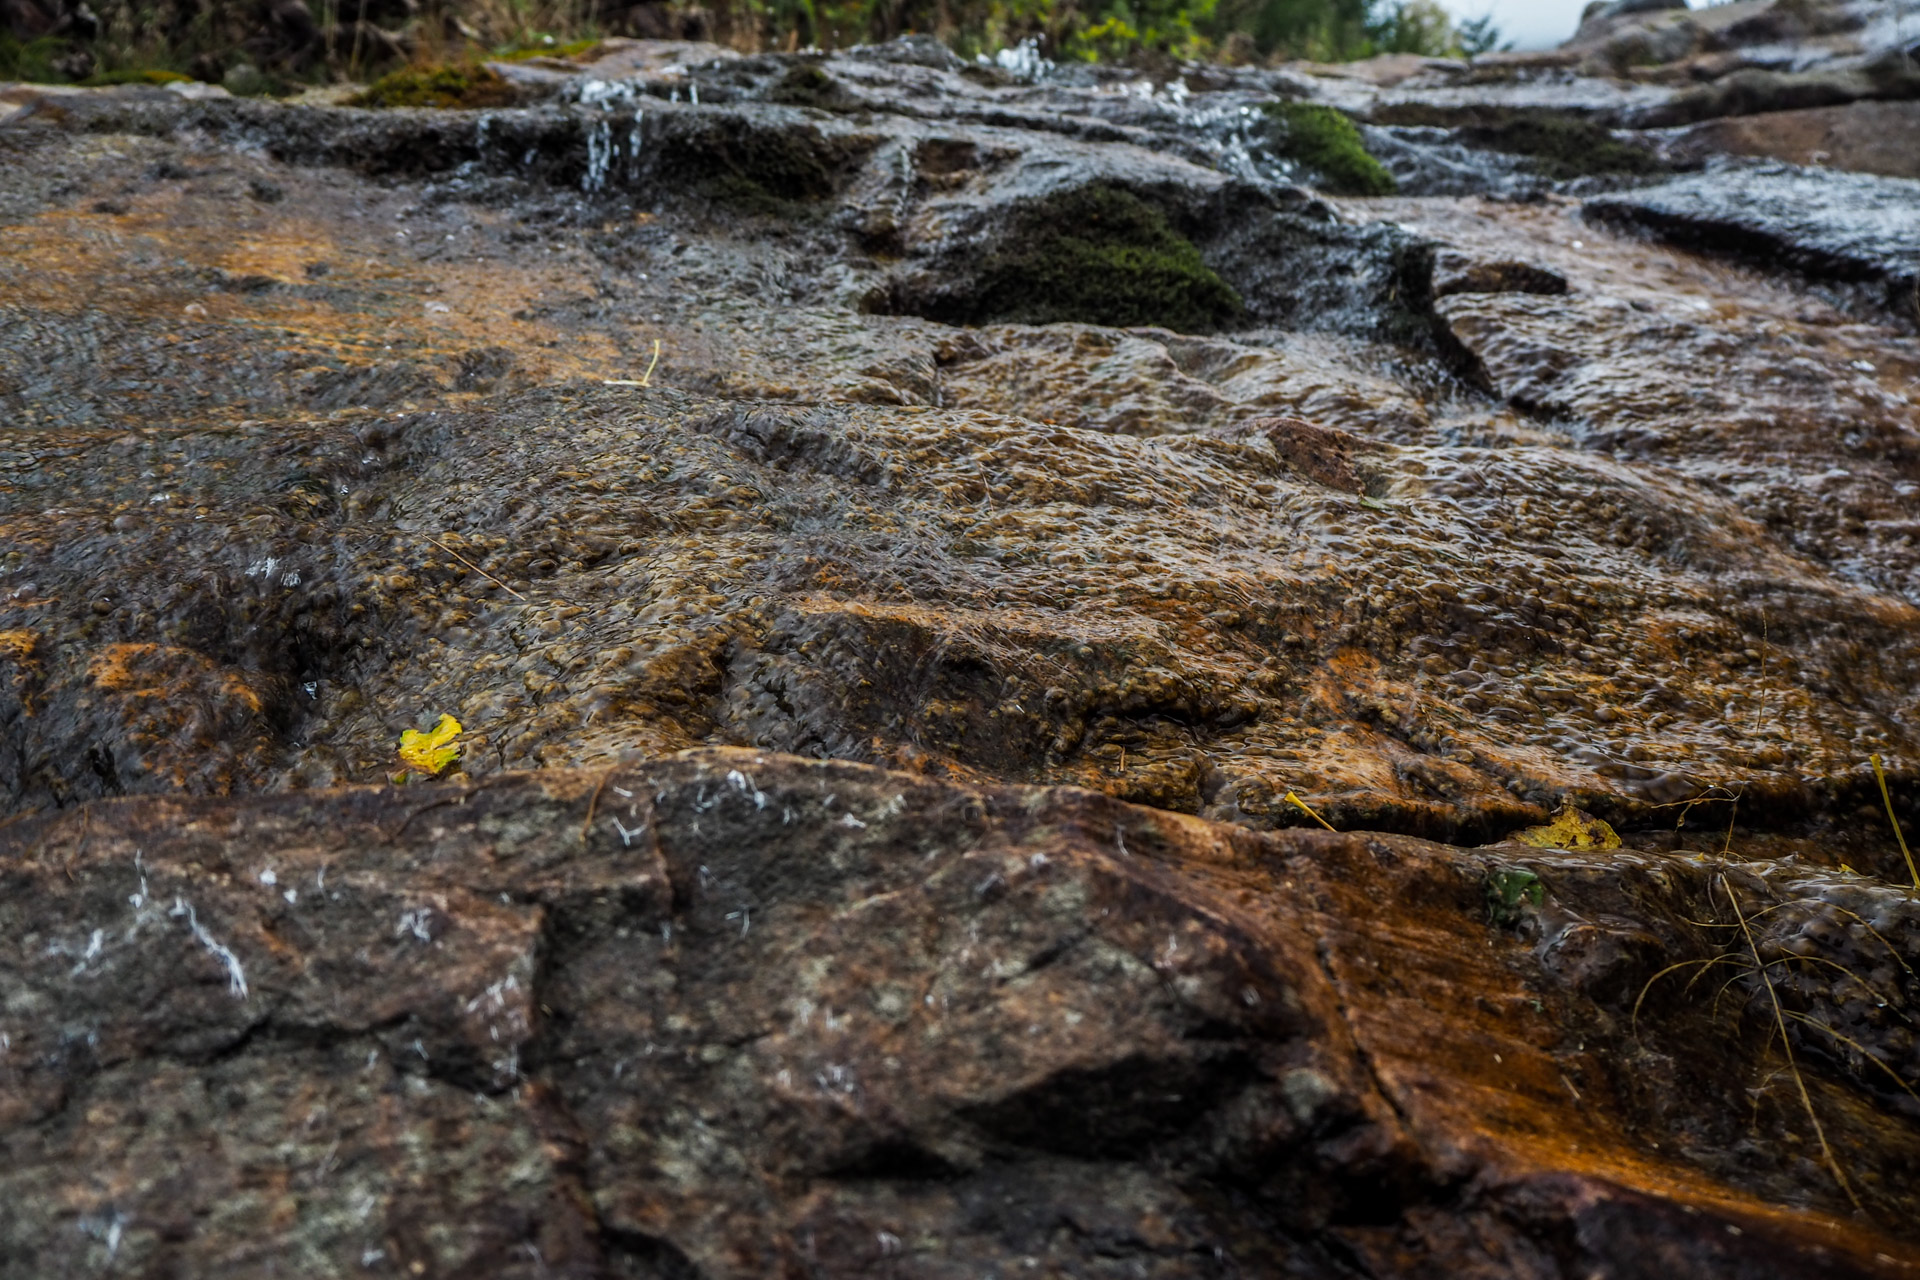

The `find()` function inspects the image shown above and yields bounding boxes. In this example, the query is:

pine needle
[1283,790,1337,832]
[1722,876,1860,1210]
[426,536,527,602]
[1869,754,1919,889]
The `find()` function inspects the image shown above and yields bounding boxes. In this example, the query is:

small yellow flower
[398,714,463,776]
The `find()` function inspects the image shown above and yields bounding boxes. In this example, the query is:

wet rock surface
[5,11,1920,1276]
[1585,164,1920,326]
[4,751,1919,1277]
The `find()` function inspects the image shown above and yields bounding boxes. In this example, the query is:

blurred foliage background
[3,0,1505,92]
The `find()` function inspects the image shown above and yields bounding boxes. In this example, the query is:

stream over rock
[4,8,1920,1276]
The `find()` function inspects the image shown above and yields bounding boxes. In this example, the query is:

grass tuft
[1719,877,1860,1209]
[0,32,72,82]
[1634,873,1920,1214]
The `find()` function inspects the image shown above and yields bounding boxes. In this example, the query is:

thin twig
[1284,790,1337,832]
[426,536,527,602]
[581,765,619,843]
[604,339,663,387]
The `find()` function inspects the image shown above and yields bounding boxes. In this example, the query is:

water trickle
[983,38,1053,83]
[584,117,613,194]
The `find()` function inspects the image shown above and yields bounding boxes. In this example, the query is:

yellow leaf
[1514,807,1620,851]
[398,714,463,776]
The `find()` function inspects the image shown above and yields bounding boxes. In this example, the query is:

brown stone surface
[1666,100,1920,181]
[2,750,1917,1276]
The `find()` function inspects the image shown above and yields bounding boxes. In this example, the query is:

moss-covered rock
[1262,102,1397,197]
[497,39,604,62]
[348,64,518,110]
[765,62,851,110]
[932,185,1243,332]
[654,115,868,214]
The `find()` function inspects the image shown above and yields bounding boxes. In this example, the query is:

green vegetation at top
[749,0,1501,64]
[0,32,72,82]
[937,184,1243,332]
[1263,102,1395,196]
[1,0,1504,95]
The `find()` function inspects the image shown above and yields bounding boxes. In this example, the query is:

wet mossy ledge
[1262,102,1396,197]
[1457,113,1668,181]
[1371,103,1669,181]
[920,185,1244,332]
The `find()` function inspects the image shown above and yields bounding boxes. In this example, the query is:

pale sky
[1437,0,1701,51]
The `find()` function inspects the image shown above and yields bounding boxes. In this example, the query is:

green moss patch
[1262,102,1396,197]
[938,185,1242,332]
[81,67,192,87]
[1456,113,1666,180]
[497,39,605,62]
[349,64,518,110]
[655,116,869,216]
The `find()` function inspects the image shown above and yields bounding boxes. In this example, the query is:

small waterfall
[575,80,645,194]
[584,117,613,193]
[982,38,1053,83]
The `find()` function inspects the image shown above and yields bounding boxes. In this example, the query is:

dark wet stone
[1585,163,1920,326]
[1431,248,1569,298]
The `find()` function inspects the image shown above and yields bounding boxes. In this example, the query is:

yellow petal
[1514,807,1620,851]
[398,714,463,775]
